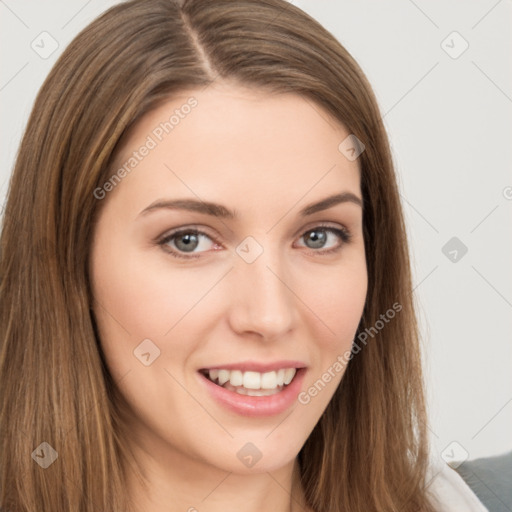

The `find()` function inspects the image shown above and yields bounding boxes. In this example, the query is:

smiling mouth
[199,368,298,397]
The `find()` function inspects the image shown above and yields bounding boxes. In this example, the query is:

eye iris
[175,232,199,252]
[306,229,326,249]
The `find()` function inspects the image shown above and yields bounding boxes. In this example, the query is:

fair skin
[89,81,367,512]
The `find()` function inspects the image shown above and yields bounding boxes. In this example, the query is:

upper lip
[199,360,307,373]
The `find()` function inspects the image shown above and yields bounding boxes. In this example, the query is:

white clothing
[426,457,489,511]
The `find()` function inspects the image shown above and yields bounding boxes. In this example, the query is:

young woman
[0,0,488,511]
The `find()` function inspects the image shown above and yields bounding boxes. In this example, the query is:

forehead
[107,82,361,215]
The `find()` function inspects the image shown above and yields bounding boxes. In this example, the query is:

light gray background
[1,0,511,463]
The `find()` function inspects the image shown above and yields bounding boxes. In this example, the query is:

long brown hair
[0,0,436,510]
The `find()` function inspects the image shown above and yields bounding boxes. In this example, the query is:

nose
[227,247,297,340]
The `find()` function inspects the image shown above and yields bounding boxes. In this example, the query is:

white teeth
[217,369,230,385]
[206,368,297,391]
[223,382,281,396]
[260,371,277,389]
[243,371,261,389]
[283,368,296,385]
[229,370,243,387]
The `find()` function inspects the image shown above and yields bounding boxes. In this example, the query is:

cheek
[90,241,211,338]
[295,261,366,411]
[333,269,367,340]
[301,256,367,345]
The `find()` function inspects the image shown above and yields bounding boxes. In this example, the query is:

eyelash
[157,223,352,260]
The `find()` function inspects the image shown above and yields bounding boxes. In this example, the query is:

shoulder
[425,457,489,512]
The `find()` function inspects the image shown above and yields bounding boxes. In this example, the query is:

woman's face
[89,82,367,477]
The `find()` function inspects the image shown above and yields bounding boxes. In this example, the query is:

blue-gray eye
[159,225,351,260]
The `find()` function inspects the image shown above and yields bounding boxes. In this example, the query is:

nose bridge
[228,237,296,338]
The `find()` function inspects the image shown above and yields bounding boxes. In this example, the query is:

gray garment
[454,451,512,512]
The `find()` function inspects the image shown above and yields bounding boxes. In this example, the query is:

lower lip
[198,368,307,417]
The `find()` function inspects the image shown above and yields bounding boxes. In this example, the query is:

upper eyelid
[290,221,351,241]
[159,221,349,238]
[158,225,216,244]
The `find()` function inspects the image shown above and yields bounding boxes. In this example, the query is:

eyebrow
[138,191,363,219]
